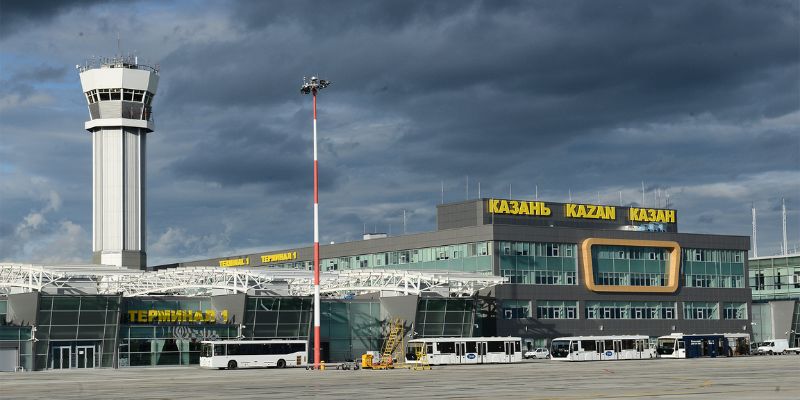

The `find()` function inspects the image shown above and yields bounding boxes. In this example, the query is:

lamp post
[301,76,330,369]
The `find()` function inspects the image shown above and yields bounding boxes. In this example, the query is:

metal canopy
[0,263,506,297]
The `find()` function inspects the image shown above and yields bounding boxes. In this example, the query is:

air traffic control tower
[78,56,159,269]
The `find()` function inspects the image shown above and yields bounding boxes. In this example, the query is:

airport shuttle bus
[656,333,733,358]
[200,339,308,370]
[549,335,655,361]
[405,337,522,365]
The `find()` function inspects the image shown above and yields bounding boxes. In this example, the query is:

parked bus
[723,333,751,356]
[200,339,307,370]
[405,337,522,365]
[656,333,734,358]
[549,335,655,361]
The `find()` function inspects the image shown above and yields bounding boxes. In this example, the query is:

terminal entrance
[52,344,97,369]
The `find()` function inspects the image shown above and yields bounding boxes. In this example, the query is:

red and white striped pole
[312,88,321,370]
[301,76,329,370]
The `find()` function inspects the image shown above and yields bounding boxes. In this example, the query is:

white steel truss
[0,264,506,297]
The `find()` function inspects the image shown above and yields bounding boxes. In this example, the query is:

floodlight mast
[301,76,330,370]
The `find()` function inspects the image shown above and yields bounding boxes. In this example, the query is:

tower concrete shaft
[79,56,159,269]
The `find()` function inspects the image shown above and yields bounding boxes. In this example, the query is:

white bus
[550,335,655,361]
[405,337,522,365]
[199,340,307,370]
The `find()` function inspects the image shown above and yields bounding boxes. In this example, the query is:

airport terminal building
[1,198,751,371]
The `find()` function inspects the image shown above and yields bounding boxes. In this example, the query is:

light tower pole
[301,76,330,369]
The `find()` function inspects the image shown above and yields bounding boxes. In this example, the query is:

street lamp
[301,76,331,369]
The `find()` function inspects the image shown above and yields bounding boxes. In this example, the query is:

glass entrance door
[56,346,71,369]
[76,346,95,368]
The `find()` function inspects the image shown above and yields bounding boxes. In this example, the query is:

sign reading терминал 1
[487,198,677,224]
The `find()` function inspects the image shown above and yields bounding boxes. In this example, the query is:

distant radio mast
[752,203,758,258]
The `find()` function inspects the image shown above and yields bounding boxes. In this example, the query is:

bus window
[571,341,578,352]
[550,340,570,358]
[604,340,614,351]
[214,345,225,356]
[515,341,521,352]
[437,342,455,354]
[622,339,635,350]
[201,344,212,358]
[582,340,596,352]
[466,341,477,353]
[427,343,434,355]
[487,341,505,353]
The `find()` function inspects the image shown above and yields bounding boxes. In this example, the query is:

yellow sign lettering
[219,257,250,267]
[628,207,676,223]
[127,309,229,324]
[487,199,551,217]
[565,204,617,220]
[260,252,298,264]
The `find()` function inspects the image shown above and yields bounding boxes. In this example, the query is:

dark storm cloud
[1,0,797,265]
[161,0,798,171]
[166,118,342,192]
[10,64,68,82]
[0,0,121,38]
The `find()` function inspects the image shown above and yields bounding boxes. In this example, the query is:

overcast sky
[1,0,798,266]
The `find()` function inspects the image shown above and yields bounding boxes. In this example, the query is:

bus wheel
[228,360,237,370]
[276,359,286,368]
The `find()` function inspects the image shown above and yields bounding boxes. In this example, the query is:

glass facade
[501,300,531,319]
[592,246,670,287]
[585,301,676,320]
[321,242,493,273]
[722,302,748,320]
[119,297,238,367]
[683,301,719,320]
[319,301,382,362]
[35,295,121,370]
[499,242,578,284]
[119,324,238,367]
[683,249,745,288]
[244,297,312,339]
[536,300,578,319]
[749,255,800,300]
[415,298,475,337]
[266,242,494,273]
[0,324,33,371]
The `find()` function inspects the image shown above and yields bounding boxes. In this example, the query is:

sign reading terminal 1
[126,309,229,324]
[261,251,297,263]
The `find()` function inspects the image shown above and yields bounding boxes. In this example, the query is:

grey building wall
[489,285,752,339]
[6,293,39,326]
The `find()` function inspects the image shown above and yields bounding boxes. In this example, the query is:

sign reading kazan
[488,199,551,216]
[565,203,616,220]
[629,208,676,223]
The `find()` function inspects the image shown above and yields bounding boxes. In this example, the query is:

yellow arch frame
[581,238,681,293]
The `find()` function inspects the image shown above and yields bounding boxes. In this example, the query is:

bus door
[595,340,603,361]
[454,342,467,364]
[464,341,478,364]
[504,341,515,362]
[677,339,686,358]
[477,341,487,364]
[613,340,622,360]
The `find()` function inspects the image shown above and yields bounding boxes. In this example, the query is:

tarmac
[1,355,798,399]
